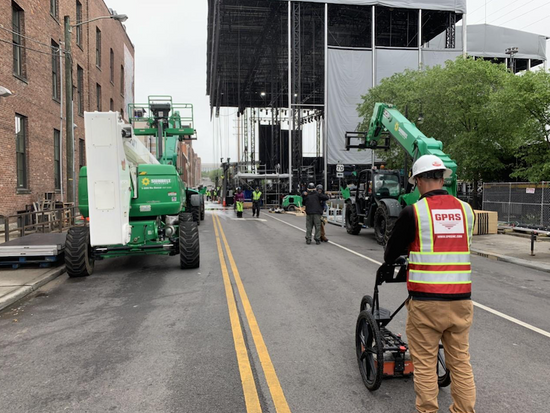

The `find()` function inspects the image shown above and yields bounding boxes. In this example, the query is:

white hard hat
[408,155,452,184]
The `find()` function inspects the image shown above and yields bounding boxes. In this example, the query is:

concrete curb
[471,248,550,274]
[0,266,66,312]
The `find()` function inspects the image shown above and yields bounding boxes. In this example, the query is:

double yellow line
[212,214,291,413]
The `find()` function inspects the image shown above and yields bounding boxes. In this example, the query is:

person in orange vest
[384,155,475,413]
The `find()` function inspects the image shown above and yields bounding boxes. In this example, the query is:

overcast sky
[105,0,550,165]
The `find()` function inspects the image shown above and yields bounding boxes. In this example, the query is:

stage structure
[206,1,543,191]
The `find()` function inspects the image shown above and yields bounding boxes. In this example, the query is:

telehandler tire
[374,203,395,246]
[179,212,193,223]
[65,226,94,277]
[346,203,362,235]
[190,207,200,225]
[180,221,200,269]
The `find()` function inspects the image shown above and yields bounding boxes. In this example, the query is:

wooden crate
[473,210,498,235]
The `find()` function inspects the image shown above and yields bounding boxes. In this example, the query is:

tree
[495,70,550,182]
[357,57,521,207]
[209,168,223,183]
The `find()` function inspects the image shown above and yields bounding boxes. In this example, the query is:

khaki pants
[406,299,476,413]
[320,218,328,240]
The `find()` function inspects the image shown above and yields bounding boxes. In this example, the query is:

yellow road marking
[213,215,262,413]
[215,214,292,413]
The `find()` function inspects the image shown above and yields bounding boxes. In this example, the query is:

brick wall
[0,0,134,216]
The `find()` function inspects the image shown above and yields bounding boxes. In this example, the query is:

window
[110,49,114,83]
[50,0,58,20]
[120,108,124,120]
[15,114,27,189]
[77,65,84,115]
[96,83,102,111]
[120,65,125,96]
[12,2,26,79]
[79,139,85,169]
[54,129,61,190]
[51,40,60,101]
[109,98,114,111]
[76,1,82,47]
[95,27,101,67]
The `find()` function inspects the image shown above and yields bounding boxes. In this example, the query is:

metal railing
[482,182,550,229]
[325,199,346,227]
[0,206,80,243]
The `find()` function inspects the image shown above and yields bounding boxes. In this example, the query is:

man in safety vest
[384,154,475,413]
[252,186,262,217]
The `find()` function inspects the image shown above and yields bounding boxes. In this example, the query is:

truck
[345,102,457,244]
[65,96,200,277]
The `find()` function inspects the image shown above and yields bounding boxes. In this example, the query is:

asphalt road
[1,206,549,412]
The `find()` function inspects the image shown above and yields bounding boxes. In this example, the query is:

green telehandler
[345,102,458,244]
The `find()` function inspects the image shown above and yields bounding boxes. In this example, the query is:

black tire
[346,203,362,235]
[200,207,205,221]
[437,346,451,388]
[374,203,396,246]
[191,207,200,225]
[179,212,193,223]
[288,205,296,211]
[356,310,384,391]
[180,221,200,269]
[65,226,94,278]
[360,295,374,312]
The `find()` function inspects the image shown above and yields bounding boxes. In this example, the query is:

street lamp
[63,13,128,203]
[0,86,13,98]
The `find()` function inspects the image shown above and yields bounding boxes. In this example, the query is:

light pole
[505,47,519,73]
[63,13,128,203]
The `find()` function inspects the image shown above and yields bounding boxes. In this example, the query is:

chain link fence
[482,182,550,229]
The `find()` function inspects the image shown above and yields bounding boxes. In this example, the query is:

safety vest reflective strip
[409,196,474,289]
[414,198,434,252]
[253,192,262,201]
[409,251,470,263]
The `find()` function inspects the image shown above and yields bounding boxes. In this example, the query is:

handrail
[0,206,80,243]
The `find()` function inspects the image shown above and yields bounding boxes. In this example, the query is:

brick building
[0,0,134,216]
[178,141,202,189]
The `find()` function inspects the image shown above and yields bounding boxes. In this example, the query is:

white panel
[327,48,374,165]
[422,50,461,68]
[376,49,419,85]
[84,112,132,246]
[94,181,115,210]
[123,44,134,121]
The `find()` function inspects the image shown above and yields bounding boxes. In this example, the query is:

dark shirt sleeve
[384,205,416,264]
[319,193,329,201]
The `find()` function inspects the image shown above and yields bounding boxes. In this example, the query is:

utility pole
[64,16,74,203]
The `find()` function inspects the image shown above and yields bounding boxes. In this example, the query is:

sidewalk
[472,233,550,273]
[0,266,65,312]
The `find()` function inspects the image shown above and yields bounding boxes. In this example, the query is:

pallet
[0,254,63,269]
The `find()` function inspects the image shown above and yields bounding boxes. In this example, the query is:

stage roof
[207,0,463,112]
[272,0,466,13]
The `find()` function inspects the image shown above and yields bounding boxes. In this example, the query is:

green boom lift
[65,96,200,277]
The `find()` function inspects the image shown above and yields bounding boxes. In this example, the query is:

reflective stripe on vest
[409,196,475,294]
